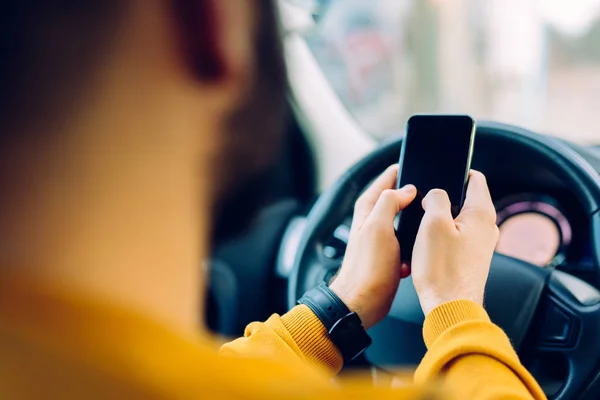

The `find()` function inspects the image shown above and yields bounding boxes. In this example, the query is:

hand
[329,165,417,330]
[411,170,499,316]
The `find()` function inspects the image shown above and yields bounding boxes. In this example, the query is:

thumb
[421,189,454,227]
[367,185,417,225]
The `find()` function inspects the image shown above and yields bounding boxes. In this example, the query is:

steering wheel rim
[288,122,600,399]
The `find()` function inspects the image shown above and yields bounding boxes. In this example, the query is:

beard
[210,0,289,248]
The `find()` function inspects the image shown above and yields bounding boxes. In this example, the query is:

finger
[352,164,400,227]
[457,170,496,223]
[367,185,417,225]
[463,170,494,210]
[421,189,454,228]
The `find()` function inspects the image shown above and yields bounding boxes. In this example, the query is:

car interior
[208,1,600,399]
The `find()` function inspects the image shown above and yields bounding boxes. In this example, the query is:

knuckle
[355,194,368,209]
[486,207,498,224]
[471,207,496,225]
[489,207,498,223]
[380,189,396,202]
[492,224,500,240]
[354,196,370,213]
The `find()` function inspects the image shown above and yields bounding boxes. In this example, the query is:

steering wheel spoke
[532,297,580,352]
[524,270,600,399]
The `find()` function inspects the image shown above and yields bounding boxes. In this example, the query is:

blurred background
[286,0,600,143]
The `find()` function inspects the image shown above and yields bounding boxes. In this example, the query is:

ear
[172,0,254,85]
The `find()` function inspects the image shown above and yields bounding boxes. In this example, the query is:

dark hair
[0,1,127,134]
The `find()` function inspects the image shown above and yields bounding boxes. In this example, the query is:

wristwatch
[298,284,372,362]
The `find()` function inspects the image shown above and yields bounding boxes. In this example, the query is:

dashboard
[492,189,595,279]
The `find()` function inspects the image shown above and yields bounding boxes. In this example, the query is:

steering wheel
[288,122,600,399]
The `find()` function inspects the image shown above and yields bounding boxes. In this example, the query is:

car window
[295,0,600,143]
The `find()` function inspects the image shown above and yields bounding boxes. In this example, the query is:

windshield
[296,0,600,144]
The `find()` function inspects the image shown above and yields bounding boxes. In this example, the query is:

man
[0,1,545,399]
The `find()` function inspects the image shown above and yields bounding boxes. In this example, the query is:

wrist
[419,291,484,316]
[328,280,372,329]
[422,300,490,347]
[298,285,372,363]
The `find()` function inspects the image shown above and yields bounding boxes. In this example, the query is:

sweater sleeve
[219,305,343,375]
[220,301,546,399]
[415,300,547,399]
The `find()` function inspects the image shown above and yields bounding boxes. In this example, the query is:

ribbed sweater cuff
[281,305,343,374]
[423,300,491,348]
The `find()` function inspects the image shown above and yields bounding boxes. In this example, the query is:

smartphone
[395,115,476,263]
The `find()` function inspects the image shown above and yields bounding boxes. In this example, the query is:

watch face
[329,312,373,362]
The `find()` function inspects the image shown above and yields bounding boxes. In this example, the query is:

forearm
[416,300,546,399]
[219,305,343,375]
[220,301,545,398]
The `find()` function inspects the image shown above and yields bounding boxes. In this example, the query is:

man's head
[0,0,287,248]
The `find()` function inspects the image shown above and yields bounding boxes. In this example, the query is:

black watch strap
[298,284,372,362]
[298,284,350,330]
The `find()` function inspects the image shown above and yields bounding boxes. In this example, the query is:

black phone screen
[396,115,475,263]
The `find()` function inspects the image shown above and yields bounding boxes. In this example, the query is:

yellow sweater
[0,277,546,399]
